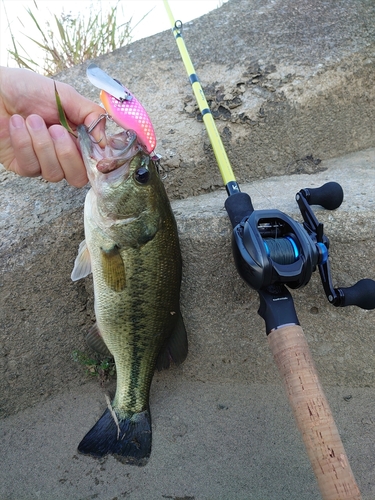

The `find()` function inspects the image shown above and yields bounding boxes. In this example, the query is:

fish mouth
[78,125,140,175]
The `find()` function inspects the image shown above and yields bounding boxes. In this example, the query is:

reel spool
[263,237,299,265]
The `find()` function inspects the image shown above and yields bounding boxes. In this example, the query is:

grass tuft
[3,0,149,76]
[72,349,116,385]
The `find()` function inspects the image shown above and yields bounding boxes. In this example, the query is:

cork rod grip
[268,325,361,499]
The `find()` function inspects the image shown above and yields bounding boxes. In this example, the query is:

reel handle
[302,182,344,210]
[336,278,375,310]
[268,325,361,499]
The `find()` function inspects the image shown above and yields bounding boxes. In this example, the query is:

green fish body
[72,126,187,465]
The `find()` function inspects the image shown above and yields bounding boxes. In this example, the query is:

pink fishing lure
[100,89,157,154]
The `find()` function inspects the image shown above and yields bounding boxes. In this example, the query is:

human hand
[0,66,106,187]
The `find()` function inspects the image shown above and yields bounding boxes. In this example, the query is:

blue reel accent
[316,242,328,264]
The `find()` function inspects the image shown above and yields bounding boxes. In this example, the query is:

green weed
[72,349,116,384]
[3,0,150,75]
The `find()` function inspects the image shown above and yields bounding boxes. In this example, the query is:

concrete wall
[1,0,375,416]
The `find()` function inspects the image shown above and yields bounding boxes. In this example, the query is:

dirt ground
[1,372,374,500]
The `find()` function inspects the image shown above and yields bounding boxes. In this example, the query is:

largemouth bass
[72,125,187,465]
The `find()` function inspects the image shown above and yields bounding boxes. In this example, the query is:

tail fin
[78,407,151,466]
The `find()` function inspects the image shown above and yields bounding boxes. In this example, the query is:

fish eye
[134,166,150,184]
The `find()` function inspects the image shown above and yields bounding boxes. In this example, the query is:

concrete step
[0,374,374,500]
[1,148,375,418]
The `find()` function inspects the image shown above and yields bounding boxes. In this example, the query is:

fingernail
[49,125,67,140]
[26,114,44,131]
[10,114,25,129]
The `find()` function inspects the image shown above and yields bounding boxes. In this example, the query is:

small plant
[4,0,149,76]
[72,349,116,385]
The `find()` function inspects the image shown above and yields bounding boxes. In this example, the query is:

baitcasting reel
[225,181,375,315]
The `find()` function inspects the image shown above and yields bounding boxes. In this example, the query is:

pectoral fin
[100,245,126,292]
[156,309,188,371]
[71,240,92,281]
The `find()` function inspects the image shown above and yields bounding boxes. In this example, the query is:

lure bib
[100,89,157,154]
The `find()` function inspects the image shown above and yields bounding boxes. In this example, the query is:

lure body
[86,63,157,154]
[100,89,157,154]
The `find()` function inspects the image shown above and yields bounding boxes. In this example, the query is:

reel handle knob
[303,182,344,210]
[337,279,375,310]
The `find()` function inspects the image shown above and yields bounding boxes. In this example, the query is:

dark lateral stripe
[201,108,211,116]
[189,73,199,84]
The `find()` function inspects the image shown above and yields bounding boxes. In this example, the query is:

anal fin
[156,309,188,371]
[86,323,112,357]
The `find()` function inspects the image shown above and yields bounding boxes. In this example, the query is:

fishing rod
[164,1,375,498]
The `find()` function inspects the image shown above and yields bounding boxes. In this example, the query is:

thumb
[55,81,107,144]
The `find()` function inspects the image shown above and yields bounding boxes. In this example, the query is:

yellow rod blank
[163,0,236,187]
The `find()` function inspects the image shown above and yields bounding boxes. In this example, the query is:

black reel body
[225,181,375,317]
[232,209,321,291]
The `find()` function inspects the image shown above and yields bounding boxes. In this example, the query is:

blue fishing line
[263,237,299,265]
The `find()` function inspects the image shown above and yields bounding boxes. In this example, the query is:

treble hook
[87,112,111,144]
[87,112,109,133]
